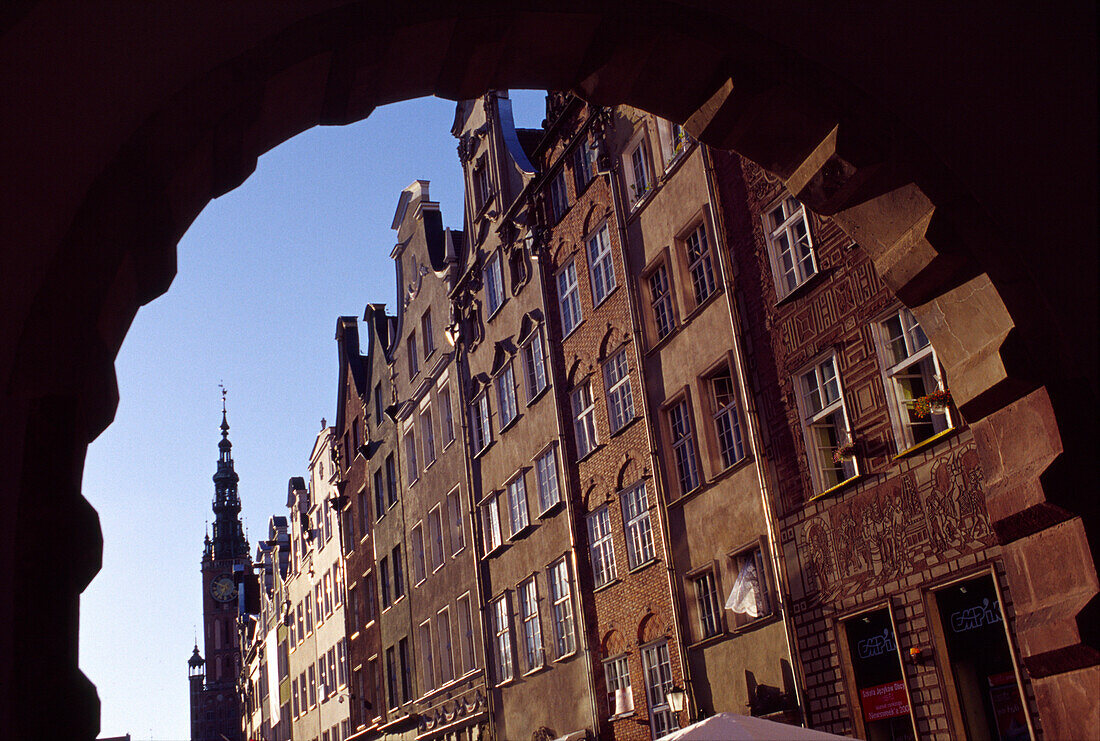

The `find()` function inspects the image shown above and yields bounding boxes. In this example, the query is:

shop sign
[988,672,1029,741]
[859,679,910,721]
[949,597,1002,633]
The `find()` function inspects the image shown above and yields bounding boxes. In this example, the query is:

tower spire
[210,385,248,561]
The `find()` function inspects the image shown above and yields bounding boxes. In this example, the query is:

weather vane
[218,381,227,413]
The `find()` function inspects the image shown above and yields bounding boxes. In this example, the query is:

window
[522,329,548,400]
[710,369,745,468]
[421,309,435,357]
[492,594,514,683]
[407,333,418,377]
[518,577,543,673]
[470,391,492,454]
[557,260,582,336]
[621,483,655,569]
[411,523,426,585]
[726,546,772,628]
[305,594,314,634]
[496,363,518,428]
[391,544,404,599]
[693,570,722,639]
[374,382,383,425]
[385,454,397,506]
[626,137,652,204]
[291,676,300,717]
[535,447,561,513]
[385,647,398,709]
[437,608,455,684]
[420,407,435,465]
[324,572,334,616]
[347,586,359,630]
[398,637,412,702]
[572,137,595,195]
[380,556,391,609]
[506,474,529,537]
[357,489,369,538]
[307,664,317,708]
[876,307,952,449]
[428,505,445,571]
[447,487,466,554]
[764,195,817,297]
[604,349,634,433]
[549,557,576,658]
[337,639,347,686]
[485,251,504,316]
[586,506,617,588]
[605,654,634,716]
[472,156,491,213]
[572,382,598,458]
[458,593,476,675]
[296,602,304,643]
[548,170,569,222]
[439,384,455,446]
[289,602,298,646]
[365,572,377,623]
[334,563,343,607]
[668,399,700,494]
[482,493,503,553]
[641,641,676,738]
[684,223,716,304]
[419,620,435,692]
[404,431,418,484]
[797,355,856,492]
[658,118,690,165]
[587,224,616,305]
[648,264,676,341]
[373,469,385,520]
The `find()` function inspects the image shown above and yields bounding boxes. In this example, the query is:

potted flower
[832,439,858,464]
[914,388,953,418]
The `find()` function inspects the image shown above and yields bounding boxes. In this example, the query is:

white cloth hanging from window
[725,558,760,617]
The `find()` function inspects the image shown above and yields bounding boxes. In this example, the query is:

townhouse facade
[224,89,1040,741]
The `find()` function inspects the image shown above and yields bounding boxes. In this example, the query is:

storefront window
[934,575,1030,741]
[843,608,915,741]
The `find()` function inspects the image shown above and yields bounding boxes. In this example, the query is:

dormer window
[473,156,492,213]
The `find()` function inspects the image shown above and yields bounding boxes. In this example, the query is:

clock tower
[191,393,250,741]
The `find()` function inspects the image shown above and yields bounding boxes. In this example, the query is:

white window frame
[692,569,722,639]
[764,195,817,298]
[710,368,746,469]
[641,641,676,738]
[420,406,436,466]
[506,474,530,538]
[668,399,700,495]
[548,556,576,658]
[648,263,676,341]
[482,493,503,555]
[496,362,518,429]
[518,576,544,674]
[419,620,436,692]
[470,391,492,455]
[437,607,455,684]
[439,384,455,447]
[621,483,655,569]
[572,381,598,459]
[874,307,953,451]
[656,118,690,168]
[586,506,617,589]
[587,224,617,306]
[458,593,476,675]
[447,486,466,555]
[684,222,716,305]
[404,430,419,484]
[522,328,548,401]
[492,593,514,684]
[428,505,446,573]
[485,251,504,317]
[624,134,653,206]
[535,446,561,514]
[548,169,569,222]
[557,260,582,336]
[572,137,595,195]
[795,354,858,494]
[605,654,634,717]
[604,348,634,433]
[727,544,773,630]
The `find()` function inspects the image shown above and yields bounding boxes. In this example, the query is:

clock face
[209,574,237,603]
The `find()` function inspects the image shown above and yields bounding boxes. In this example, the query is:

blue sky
[79,91,548,741]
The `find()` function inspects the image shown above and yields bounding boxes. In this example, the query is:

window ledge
[562,319,584,340]
[509,523,536,541]
[498,414,522,434]
[687,632,728,651]
[628,558,660,575]
[423,458,437,472]
[709,454,755,485]
[774,270,825,307]
[627,185,658,215]
[485,300,506,323]
[441,438,456,452]
[553,649,578,664]
[482,542,508,559]
[809,473,863,502]
[537,501,564,519]
[728,611,782,636]
[521,663,549,678]
[592,283,620,311]
[891,425,961,460]
[679,285,725,326]
[494,676,520,689]
[472,440,495,459]
[593,578,621,594]
[525,384,550,407]
[609,710,637,721]
[608,416,642,438]
[576,443,605,463]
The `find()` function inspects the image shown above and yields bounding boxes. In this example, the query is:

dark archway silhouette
[0,2,1095,737]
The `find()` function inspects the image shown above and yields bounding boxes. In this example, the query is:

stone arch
[0,3,1095,736]
[638,611,666,645]
[600,628,625,659]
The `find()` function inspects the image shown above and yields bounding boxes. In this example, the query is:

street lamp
[667,685,687,726]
